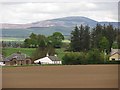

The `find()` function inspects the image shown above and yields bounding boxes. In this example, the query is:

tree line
[70,24,119,53]
[62,23,119,65]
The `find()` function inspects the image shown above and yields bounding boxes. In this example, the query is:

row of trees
[2,41,23,48]
[24,32,64,48]
[70,24,119,53]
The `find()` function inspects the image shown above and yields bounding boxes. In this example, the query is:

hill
[1,16,118,38]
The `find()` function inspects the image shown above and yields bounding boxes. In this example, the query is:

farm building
[2,52,32,66]
[109,49,120,61]
[34,55,62,65]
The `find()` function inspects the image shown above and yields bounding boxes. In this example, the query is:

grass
[3,48,36,57]
[1,37,25,41]
[62,40,70,43]
[1,37,70,42]
[3,48,65,60]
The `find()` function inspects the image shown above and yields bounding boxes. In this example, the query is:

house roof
[110,52,120,57]
[34,57,52,63]
[110,49,120,56]
[34,56,61,64]
[48,56,61,61]
[4,52,29,61]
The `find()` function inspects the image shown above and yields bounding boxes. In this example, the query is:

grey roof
[4,52,29,61]
[111,49,120,55]
[48,56,61,61]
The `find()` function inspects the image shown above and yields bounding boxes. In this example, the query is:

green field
[1,37,25,41]
[1,37,70,43]
[3,48,65,60]
[3,48,36,57]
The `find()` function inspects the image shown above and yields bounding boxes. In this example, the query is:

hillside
[1,16,118,38]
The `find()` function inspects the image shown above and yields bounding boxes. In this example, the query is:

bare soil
[2,65,118,88]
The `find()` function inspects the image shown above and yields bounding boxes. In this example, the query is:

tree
[70,25,90,52]
[90,24,103,49]
[32,45,55,60]
[48,32,64,48]
[24,33,48,48]
[70,26,80,51]
[87,49,103,64]
[83,25,90,51]
[105,24,116,52]
[117,35,120,49]
[90,23,117,53]
[62,52,85,65]
[99,37,109,52]
[117,29,120,49]
[24,33,37,48]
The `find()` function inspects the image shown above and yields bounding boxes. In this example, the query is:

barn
[34,55,62,65]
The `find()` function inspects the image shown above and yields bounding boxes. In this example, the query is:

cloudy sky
[0,0,119,24]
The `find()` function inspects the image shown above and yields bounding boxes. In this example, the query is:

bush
[62,52,87,65]
[62,49,108,65]
[87,49,104,64]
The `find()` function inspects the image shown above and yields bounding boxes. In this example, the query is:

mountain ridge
[1,16,118,29]
[1,16,118,38]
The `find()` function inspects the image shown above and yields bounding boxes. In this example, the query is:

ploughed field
[2,65,118,88]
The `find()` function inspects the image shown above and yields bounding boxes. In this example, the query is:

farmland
[2,65,118,88]
[3,48,65,60]
[1,37,25,41]
[3,48,36,57]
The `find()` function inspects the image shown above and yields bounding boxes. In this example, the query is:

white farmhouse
[34,55,62,65]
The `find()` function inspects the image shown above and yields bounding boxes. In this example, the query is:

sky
[0,0,119,24]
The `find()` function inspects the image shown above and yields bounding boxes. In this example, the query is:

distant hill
[1,16,118,38]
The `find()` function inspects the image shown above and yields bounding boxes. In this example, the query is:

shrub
[62,52,87,65]
[62,49,107,65]
[87,49,104,64]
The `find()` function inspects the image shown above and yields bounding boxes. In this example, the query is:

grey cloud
[0,2,118,24]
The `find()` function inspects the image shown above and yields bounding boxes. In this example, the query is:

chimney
[54,54,57,57]
[46,53,49,57]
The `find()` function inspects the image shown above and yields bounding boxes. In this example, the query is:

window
[112,58,115,61]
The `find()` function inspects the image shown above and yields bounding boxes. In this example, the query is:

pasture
[3,48,36,57]
[2,65,118,88]
[3,48,65,60]
[1,37,25,41]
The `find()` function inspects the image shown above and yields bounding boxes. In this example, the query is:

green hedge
[62,49,117,65]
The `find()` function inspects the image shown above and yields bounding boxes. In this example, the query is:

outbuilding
[34,55,62,65]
